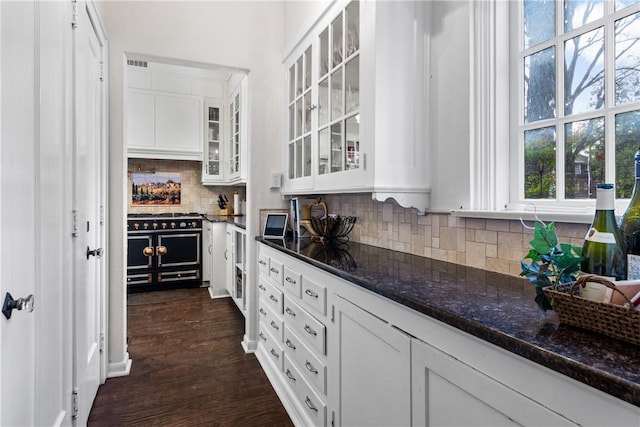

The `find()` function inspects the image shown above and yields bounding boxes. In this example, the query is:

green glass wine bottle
[619,148,640,279]
[581,183,626,280]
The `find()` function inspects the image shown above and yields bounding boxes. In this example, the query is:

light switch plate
[270,173,282,189]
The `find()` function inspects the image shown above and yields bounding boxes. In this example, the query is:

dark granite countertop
[203,214,246,229]
[258,237,640,407]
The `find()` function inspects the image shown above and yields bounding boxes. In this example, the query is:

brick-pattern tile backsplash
[322,194,589,278]
[127,159,245,215]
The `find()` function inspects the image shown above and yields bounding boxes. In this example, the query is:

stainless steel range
[127,213,202,292]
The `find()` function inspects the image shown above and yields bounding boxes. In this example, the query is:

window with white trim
[514,0,640,207]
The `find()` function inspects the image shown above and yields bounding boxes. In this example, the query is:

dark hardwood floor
[88,288,293,427]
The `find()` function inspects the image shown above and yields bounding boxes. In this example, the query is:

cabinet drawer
[301,276,327,317]
[258,322,284,372]
[284,297,326,355]
[283,266,302,298]
[269,259,284,286]
[284,355,327,427]
[259,278,283,314]
[258,300,284,342]
[284,326,327,395]
[258,251,270,276]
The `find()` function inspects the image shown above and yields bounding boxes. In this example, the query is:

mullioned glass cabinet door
[202,103,223,182]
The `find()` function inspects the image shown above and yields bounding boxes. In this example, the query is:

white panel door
[73,1,104,424]
[330,295,411,427]
[0,1,38,425]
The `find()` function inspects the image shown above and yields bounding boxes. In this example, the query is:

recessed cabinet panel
[155,94,201,151]
[127,68,151,89]
[411,338,576,427]
[126,91,155,148]
[151,72,191,94]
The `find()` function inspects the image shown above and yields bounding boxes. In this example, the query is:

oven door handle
[143,246,154,257]
[156,246,168,256]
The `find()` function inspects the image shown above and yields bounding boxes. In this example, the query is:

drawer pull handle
[285,339,296,350]
[258,284,266,291]
[259,308,267,316]
[259,260,267,265]
[304,325,317,336]
[259,332,267,341]
[286,277,297,284]
[285,307,296,317]
[270,267,279,274]
[286,369,296,381]
[304,396,318,412]
[270,321,279,331]
[270,349,280,358]
[269,295,279,303]
[305,289,319,299]
[305,361,318,374]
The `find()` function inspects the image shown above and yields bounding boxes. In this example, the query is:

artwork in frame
[131,172,181,205]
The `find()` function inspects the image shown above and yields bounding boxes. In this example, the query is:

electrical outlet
[270,173,282,188]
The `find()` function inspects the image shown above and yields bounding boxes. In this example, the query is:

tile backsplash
[322,193,589,278]
[127,159,245,215]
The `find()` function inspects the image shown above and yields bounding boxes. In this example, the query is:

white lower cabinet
[411,338,575,427]
[329,294,411,427]
[255,242,640,427]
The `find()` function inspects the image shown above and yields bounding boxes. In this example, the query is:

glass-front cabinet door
[282,0,429,209]
[202,102,223,183]
[318,1,360,176]
[229,91,241,180]
[284,0,361,193]
[287,45,314,186]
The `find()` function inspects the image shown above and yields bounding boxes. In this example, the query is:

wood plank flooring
[88,288,293,427]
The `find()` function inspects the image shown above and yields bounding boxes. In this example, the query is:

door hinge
[72,387,79,419]
[331,304,335,323]
[331,410,335,427]
[72,210,79,237]
[100,205,105,226]
[100,332,105,353]
[362,153,367,170]
[99,61,105,82]
[71,0,78,29]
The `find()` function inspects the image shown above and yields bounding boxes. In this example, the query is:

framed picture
[131,172,181,205]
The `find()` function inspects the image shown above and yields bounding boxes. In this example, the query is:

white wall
[99,0,284,374]
[283,0,331,55]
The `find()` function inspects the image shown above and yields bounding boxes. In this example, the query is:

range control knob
[134,223,140,230]
[153,222,158,229]
[143,223,149,230]
[162,222,168,229]
[170,222,176,229]
[191,222,197,228]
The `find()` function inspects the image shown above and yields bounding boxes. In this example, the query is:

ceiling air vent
[127,59,148,68]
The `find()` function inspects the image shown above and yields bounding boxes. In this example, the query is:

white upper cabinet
[282,0,431,211]
[202,76,248,185]
[125,60,247,182]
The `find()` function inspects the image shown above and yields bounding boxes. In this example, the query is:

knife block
[219,207,233,216]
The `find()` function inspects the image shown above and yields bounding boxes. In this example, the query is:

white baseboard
[107,353,132,378]
[241,335,258,353]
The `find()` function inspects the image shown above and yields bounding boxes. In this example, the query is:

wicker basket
[543,275,640,346]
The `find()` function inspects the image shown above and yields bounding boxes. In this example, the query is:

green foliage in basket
[520,221,584,311]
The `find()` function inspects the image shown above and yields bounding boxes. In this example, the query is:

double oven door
[127,225,202,292]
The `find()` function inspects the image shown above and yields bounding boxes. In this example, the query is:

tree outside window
[521,0,640,201]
